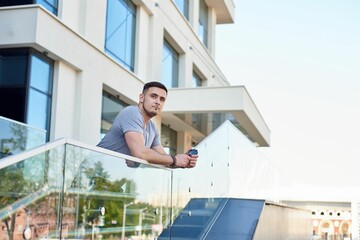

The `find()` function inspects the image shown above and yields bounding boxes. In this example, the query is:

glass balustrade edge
[0,138,67,169]
[0,138,170,171]
[0,116,47,133]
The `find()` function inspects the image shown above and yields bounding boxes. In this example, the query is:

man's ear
[139,93,144,103]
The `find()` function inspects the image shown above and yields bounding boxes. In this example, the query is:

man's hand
[175,153,198,168]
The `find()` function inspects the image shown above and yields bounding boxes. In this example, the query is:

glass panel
[0,48,28,123]
[174,0,189,20]
[192,72,202,87]
[27,88,50,130]
[162,40,179,88]
[0,49,28,86]
[0,87,26,123]
[198,0,208,47]
[105,0,136,71]
[27,53,53,137]
[0,141,172,239]
[159,198,228,239]
[61,144,172,240]
[0,116,46,159]
[29,55,51,94]
[36,0,58,15]
[0,145,65,240]
[101,92,128,137]
[0,0,33,7]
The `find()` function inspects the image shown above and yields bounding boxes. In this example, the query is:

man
[97,81,198,168]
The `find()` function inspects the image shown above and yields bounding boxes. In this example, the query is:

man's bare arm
[125,131,191,167]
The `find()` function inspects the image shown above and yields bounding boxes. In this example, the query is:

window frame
[104,0,137,72]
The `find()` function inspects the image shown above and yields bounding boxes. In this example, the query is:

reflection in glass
[0,142,172,240]
[0,0,58,15]
[100,91,129,139]
[174,0,189,20]
[162,40,179,88]
[105,0,136,71]
[0,116,46,159]
[198,0,208,47]
[27,54,53,133]
[192,71,202,88]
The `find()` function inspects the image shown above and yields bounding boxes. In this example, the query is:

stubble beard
[142,100,157,118]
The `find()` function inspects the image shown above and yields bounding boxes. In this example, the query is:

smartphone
[186,149,198,156]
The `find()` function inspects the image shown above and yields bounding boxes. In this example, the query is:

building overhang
[206,0,235,24]
[162,86,271,147]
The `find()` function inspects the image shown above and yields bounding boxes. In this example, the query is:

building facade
[0,0,270,155]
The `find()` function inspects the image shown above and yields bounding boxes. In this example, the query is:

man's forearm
[137,148,174,166]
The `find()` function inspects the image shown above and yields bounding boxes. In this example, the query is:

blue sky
[216,0,360,186]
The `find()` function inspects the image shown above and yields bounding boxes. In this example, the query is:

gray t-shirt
[97,105,161,156]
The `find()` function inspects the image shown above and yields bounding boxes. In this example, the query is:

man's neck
[138,105,151,125]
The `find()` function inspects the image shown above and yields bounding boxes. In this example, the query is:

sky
[216,0,360,187]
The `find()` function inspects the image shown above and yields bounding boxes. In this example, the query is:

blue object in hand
[186,149,198,156]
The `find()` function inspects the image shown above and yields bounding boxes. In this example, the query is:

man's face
[140,87,167,117]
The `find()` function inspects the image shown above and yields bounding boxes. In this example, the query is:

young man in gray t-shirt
[97,81,198,168]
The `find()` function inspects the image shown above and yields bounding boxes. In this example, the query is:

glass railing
[0,120,281,239]
[0,139,172,240]
[0,116,46,159]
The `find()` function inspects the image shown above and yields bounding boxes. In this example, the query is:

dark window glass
[27,54,53,131]
[0,49,29,122]
[100,91,128,138]
[0,49,28,86]
[174,0,189,20]
[0,88,26,121]
[0,0,58,15]
[0,48,53,139]
[0,0,33,6]
[105,0,136,71]
[162,40,179,88]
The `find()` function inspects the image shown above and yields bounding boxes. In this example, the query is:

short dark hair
[142,81,168,94]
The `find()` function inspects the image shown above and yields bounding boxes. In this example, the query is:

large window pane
[198,0,208,47]
[174,0,189,20]
[26,88,50,130]
[162,40,179,88]
[36,0,58,14]
[105,0,136,71]
[101,91,128,138]
[192,71,202,87]
[0,49,29,122]
[0,49,28,86]
[0,48,53,139]
[29,55,51,93]
[0,0,58,15]
[27,54,53,132]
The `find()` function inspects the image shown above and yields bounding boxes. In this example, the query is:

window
[27,54,53,132]
[198,0,208,47]
[174,0,189,20]
[100,91,128,138]
[0,0,58,15]
[161,124,177,156]
[162,40,179,88]
[105,0,136,71]
[0,48,53,139]
[37,0,58,14]
[192,71,202,87]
